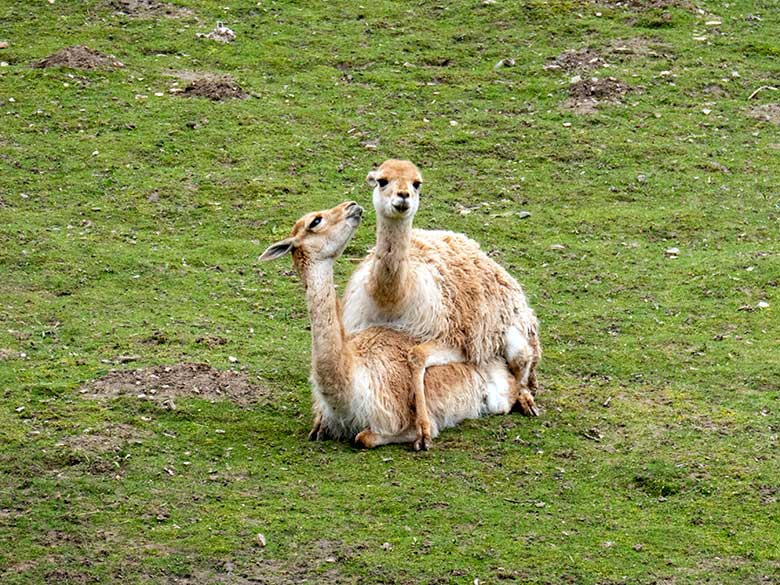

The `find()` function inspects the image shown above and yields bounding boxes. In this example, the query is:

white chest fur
[341,259,445,342]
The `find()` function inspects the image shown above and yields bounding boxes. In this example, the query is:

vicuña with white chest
[341,159,542,449]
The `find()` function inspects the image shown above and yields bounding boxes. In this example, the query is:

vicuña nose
[397,191,409,199]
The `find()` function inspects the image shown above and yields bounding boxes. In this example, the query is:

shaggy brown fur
[342,160,542,449]
[261,202,517,448]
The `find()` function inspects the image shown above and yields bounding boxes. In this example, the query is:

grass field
[1,0,779,583]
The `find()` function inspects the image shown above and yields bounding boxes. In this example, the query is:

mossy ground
[1,1,779,583]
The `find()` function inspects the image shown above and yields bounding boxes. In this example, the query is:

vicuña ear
[366,170,378,187]
[259,238,293,261]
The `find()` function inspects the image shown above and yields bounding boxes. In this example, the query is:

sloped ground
[1,0,779,583]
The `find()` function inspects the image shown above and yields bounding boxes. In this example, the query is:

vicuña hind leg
[353,428,418,449]
[408,343,466,451]
[308,411,330,441]
[504,325,540,417]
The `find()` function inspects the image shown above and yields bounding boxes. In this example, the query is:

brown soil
[702,83,728,97]
[545,48,607,73]
[607,37,674,58]
[106,0,193,18]
[0,348,24,360]
[570,77,631,100]
[164,540,355,584]
[81,362,267,405]
[32,46,124,70]
[179,74,249,101]
[196,335,229,348]
[592,0,694,10]
[564,77,633,114]
[748,103,780,124]
[58,423,153,455]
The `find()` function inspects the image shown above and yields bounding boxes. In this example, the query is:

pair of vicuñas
[261,160,541,450]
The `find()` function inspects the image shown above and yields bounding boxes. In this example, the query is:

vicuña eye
[308,216,322,229]
[412,181,421,190]
[377,178,389,188]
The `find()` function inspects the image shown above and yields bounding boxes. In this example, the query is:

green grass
[1,0,780,583]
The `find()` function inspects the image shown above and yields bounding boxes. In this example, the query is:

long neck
[369,217,413,308]
[300,258,353,392]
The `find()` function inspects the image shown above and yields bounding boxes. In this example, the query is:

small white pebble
[757,301,769,309]
[702,108,712,115]
[449,120,458,126]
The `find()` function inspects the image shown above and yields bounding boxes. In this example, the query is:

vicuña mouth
[347,204,364,221]
[393,202,409,213]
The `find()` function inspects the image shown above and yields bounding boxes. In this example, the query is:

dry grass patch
[57,423,153,455]
[747,103,780,124]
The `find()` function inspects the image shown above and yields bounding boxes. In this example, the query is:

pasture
[1,0,779,583]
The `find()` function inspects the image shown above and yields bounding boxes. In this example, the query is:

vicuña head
[367,159,423,221]
[259,201,363,275]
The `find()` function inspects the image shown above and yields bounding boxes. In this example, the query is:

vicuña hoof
[514,390,540,417]
[414,421,433,451]
[413,435,432,451]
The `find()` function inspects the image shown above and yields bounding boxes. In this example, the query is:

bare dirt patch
[564,77,633,114]
[607,37,674,59]
[32,46,124,70]
[173,73,249,101]
[58,423,153,455]
[81,362,267,405]
[105,0,193,18]
[235,539,355,585]
[702,83,729,98]
[545,48,607,73]
[196,335,229,348]
[0,348,25,360]
[591,0,694,10]
[748,103,780,124]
